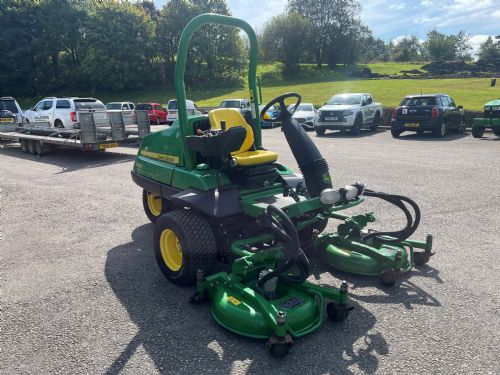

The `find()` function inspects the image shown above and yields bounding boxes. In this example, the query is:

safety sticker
[227,296,242,305]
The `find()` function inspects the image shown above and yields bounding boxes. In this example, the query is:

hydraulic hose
[257,205,310,287]
[361,189,421,244]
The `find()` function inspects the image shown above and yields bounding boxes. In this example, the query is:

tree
[477,36,500,60]
[261,12,312,72]
[423,29,471,61]
[391,36,422,61]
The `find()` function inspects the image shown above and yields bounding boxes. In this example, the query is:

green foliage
[422,30,472,61]
[390,36,422,62]
[477,36,500,60]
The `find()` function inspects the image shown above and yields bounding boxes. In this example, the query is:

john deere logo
[322,173,331,183]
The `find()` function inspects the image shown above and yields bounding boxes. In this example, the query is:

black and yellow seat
[208,108,278,167]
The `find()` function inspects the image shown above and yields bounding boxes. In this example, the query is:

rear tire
[54,120,64,129]
[154,209,217,286]
[370,112,380,131]
[456,118,466,134]
[142,189,168,223]
[471,125,484,138]
[391,128,401,138]
[315,128,325,136]
[28,140,37,154]
[433,122,446,138]
[21,139,29,153]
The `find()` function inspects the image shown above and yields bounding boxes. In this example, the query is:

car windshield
[168,101,177,110]
[74,100,105,110]
[0,100,18,113]
[220,100,241,108]
[137,103,153,110]
[327,95,361,105]
[296,104,314,112]
[106,103,122,110]
[400,97,437,106]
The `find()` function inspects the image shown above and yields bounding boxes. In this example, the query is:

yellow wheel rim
[159,229,183,272]
[147,193,162,217]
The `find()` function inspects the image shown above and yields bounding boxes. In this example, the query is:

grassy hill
[17,62,498,111]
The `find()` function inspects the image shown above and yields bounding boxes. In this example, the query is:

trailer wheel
[154,209,217,286]
[142,190,169,223]
[21,139,29,153]
[28,140,37,154]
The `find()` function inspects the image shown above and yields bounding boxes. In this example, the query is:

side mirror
[362,101,367,106]
[458,105,463,110]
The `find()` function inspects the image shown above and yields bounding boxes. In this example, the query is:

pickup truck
[314,93,382,135]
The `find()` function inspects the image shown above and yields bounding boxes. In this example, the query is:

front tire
[370,112,380,131]
[154,209,217,286]
[472,125,485,138]
[315,128,325,136]
[142,190,168,223]
[351,115,362,135]
[391,128,401,138]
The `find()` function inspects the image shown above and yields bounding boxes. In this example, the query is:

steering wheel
[259,92,301,122]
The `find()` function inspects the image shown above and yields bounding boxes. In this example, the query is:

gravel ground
[1,128,499,374]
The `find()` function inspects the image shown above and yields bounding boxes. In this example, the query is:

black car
[391,94,465,138]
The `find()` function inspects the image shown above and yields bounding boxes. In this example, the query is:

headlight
[343,185,358,200]
[343,110,353,116]
[316,110,322,117]
[486,107,491,111]
[320,188,341,205]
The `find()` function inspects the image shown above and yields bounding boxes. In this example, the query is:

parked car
[314,93,382,135]
[24,97,107,129]
[106,102,135,111]
[166,99,200,124]
[259,104,281,128]
[219,99,251,113]
[136,102,167,125]
[0,96,23,124]
[391,94,465,138]
[291,103,316,130]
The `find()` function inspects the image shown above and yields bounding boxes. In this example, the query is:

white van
[166,99,201,124]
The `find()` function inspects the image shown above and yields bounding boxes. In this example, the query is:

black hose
[361,189,421,244]
[257,205,310,287]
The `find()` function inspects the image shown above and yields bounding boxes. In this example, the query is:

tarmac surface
[1,128,499,374]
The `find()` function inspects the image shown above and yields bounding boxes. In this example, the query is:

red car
[136,102,167,125]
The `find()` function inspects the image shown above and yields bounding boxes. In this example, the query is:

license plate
[406,123,419,128]
[0,118,14,123]
[325,117,338,121]
[99,143,118,149]
[93,112,108,120]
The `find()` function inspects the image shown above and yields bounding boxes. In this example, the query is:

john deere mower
[132,14,434,357]
[472,99,500,138]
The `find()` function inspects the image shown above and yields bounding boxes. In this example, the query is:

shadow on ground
[105,224,391,374]
[393,132,468,142]
[315,129,384,139]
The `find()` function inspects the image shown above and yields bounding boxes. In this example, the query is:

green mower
[131,14,434,357]
[472,99,500,138]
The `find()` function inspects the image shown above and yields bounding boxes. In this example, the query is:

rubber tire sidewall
[351,115,362,135]
[370,112,380,131]
[433,121,446,138]
[142,189,167,223]
[315,128,326,136]
[153,209,217,286]
[54,120,64,128]
[391,127,401,138]
[21,139,29,153]
[472,125,484,138]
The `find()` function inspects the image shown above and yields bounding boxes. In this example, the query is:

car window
[43,100,53,110]
[0,100,19,113]
[401,97,437,106]
[34,101,45,111]
[136,104,152,110]
[168,101,177,110]
[367,95,373,104]
[220,100,241,108]
[56,100,71,109]
[130,103,135,110]
[122,104,128,110]
[296,104,314,111]
[74,101,105,110]
[439,97,449,107]
[106,103,121,110]
[448,97,456,108]
[155,105,162,110]
[327,94,361,105]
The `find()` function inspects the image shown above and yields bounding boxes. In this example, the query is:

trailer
[0,110,152,156]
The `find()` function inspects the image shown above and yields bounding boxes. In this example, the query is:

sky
[153,0,499,54]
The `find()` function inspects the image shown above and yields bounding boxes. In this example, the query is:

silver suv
[24,97,107,129]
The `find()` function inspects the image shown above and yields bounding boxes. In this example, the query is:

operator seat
[208,108,278,167]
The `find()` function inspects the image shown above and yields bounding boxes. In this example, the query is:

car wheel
[315,128,326,136]
[351,115,362,135]
[472,125,485,138]
[456,118,466,134]
[433,122,446,138]
[370,112,380,131]
[54,120,64,128]
[391,128,401,138]
[492,127,500,136]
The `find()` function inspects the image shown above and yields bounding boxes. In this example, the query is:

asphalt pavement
[1,128,499,374]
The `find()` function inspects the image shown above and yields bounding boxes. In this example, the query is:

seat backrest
[208,108,254,154]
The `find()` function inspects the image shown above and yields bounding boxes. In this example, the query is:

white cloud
[444,0,492,15]
[493,10,500,18]
[420,0,433,7]
[469,34,490,56]
[388,3,406,10]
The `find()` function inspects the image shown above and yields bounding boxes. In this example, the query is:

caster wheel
[413,251,431,266]
[326,302,351,323]
[269,343,290,358]
[379,269,400,287]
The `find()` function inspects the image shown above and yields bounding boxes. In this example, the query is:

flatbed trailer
[0,110,151,155]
